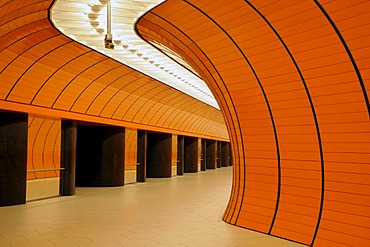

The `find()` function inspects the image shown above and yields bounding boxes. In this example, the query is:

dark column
[184,136,198,173]
[137,130,147,182]
[0,112,28,206]
[60,120,77,196]
[147,132,172,178]
[76,126,125,187]
[216,141,222,168]
[177,135,184,175]
[229,144,233,166]
[221,142,230,167]
[206,140,216,169]
[201,139,206,171]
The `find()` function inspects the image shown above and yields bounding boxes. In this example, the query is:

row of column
[0,112,231,206]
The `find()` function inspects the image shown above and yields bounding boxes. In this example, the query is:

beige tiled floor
[0,167,304,247]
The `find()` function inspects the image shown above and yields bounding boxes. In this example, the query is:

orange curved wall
[27,115,61,180]
[137,0,370,246]
[125,128,138,171]
[0,0,228,141]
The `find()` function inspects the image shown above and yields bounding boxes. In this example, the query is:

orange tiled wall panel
[125,128,138,171]
[0,0,228,141]
[137,0,370,246]
[27,115,61,180]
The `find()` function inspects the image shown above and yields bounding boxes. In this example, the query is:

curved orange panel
[125,128,138,170]
[137,0,370,246]
[27,115,61,180]
[0,0,228,141]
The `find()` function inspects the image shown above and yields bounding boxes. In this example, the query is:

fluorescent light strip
[51,0,219,109]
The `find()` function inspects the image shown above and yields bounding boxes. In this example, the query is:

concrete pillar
[137,130,147,182]
[201,139,206,171]
[177,135,184,175]
[221,142,230,167]
[0,112,28,206]
[217,141,222,168]
[60,120,77,196]
[206,140,217,169]
[184,136,198,173]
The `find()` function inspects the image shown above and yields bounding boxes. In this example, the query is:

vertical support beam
[229,144,233,166]
[184,136,198,173]
[197,138,202,171]
[0,112,28,206]
[137,130,147,182]
[60,120,76,196]
[164,134,173,178]
[177,135,184,175]
[221,142,230,167]
[206,139,217,169]
[217,141,222,168]
[201,139,206,171]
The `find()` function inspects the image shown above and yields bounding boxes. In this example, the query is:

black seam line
[313,1,369,118]
[98,74,143,118]
[188,109,220,134]
[109,79,152,119]
[0,30,60,74]
[32,119,46,179]
[181,0,250,225]
[136,26,202,81]
[130,88,172,123]
[0,20,51,50]
[43,120,55,173]
[120,83,163,121]
[144,93,179,124]
[245,1,325,244]
[31,50,98,105]
[142,13,238,149]
[165,99,200,129]
[51,51,103,108]
[28,115,35,128]
[0,0,11,8]
[4,41,73,100]
[236,224,310,247]
[52,125,60,172]
[135,24,222,128]
[0,0,48,35]
[175,102,206,130]
[82,66,130,114]
[317,231,370,244]
[99,74,143,116]
[185,1,280,227]
[181,97,218,129]
[152,95,189,126]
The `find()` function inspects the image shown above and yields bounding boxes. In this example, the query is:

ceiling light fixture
[104,0,114,49]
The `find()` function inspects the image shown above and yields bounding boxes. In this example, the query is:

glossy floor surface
[0,167,304,247]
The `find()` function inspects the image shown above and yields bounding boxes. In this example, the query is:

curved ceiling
[0,0,228,140]
[50,0,219,108]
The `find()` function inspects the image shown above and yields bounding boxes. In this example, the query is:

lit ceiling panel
[51,0,219,109]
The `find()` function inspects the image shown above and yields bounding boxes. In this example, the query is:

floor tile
[0,167,304,247]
